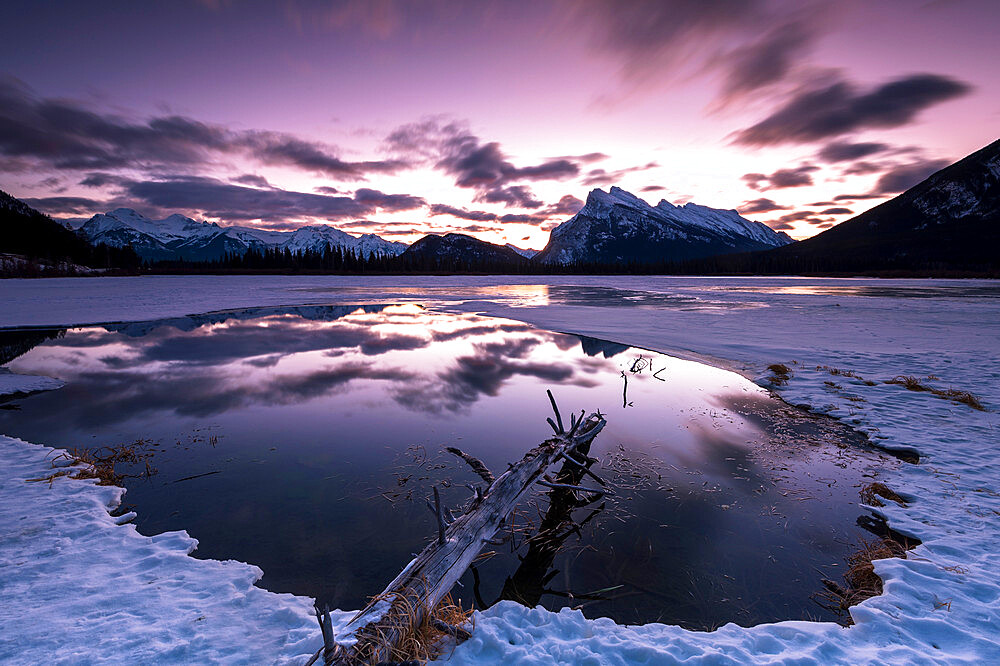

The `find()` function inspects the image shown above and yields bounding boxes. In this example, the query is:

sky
[1,0,997,247]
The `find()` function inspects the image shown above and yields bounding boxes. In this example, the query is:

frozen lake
[2,304,893,627]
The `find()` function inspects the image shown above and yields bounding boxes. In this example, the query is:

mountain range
[534,187,794,264]
[79,209,407,262]
[5,136,999,274]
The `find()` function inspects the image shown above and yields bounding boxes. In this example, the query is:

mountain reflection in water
[1,305,894,628]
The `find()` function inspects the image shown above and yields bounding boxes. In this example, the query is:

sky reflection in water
[1,306,892,628]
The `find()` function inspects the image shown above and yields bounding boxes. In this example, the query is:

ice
[0,368,64,397]
[1,275,998,663]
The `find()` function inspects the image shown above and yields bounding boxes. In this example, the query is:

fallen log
[325,398,607,665]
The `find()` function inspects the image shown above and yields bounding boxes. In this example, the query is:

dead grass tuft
[818,537,908,618]
[859,482,906,507]
[52,440,158,486]
[351,591,474,664]
[885,376,986,411]
[767,363,792,385]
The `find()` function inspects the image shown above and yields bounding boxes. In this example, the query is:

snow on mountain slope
[78,209,407,261]
[535,187,794,265]
[505,243,539,258]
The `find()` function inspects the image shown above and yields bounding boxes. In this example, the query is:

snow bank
[0,436,351,664]
[2,275,999,663]
[0,368,63,397]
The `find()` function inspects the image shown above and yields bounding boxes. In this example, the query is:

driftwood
[322,392,607,665]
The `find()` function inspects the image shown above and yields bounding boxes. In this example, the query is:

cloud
[570,1,828,103]
[233,173,271,188]
[819,207,852,215]
[543,194,584,216]
[115,175,425,221]
[475,184,543,208]
[385,118,579,208]
[742,165,818,190]
[739,197,789,214]
[716,18,817,102]
[871,158,949,194]
[581,161,658,186]
[841,161,886,176]
[0,77,408,180]
[428,204,497,221]
[817,140,890,162]
[23,196,112,215]
[733,73,972,146]
[640,185,666,193]
[832,193,884,202]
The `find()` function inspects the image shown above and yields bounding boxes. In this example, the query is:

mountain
[761,138,1000,272]
[1,190,139,275]
[504,243,539,259]
[400,233,528,268]
[534,187,794,265]
[78,208,407,262]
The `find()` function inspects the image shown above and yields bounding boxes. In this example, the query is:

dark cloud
[581,161,658,187]
[640,185,666,193]
[832,193,884,202]
[117,175,425,222]
[498,213,547,225]
[739,197,789,214]
[233,173,271,188]
[241,133,407,179]
[817,141,889,162]
[572,1,828,103]
[842,161,886,176]
[742,165,818,190]
[543,194,584,216]
[871,158,949,194]
[385,119,578,208]
[23,196,111,215]
[717,18,816,102]
[734,73,972,146]
[819,207,852,215]
[429,204,497,221]
[314,185,341,195]
[763,220,795,231]
[476,184,543,208]
[0,77,408,181]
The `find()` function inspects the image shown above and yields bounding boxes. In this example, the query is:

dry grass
[859,482,907,507]
[349,591,474,664]
[885,376,986,411]
[767,363,792,385]
[51,440,157,486]
[818,537,908,617]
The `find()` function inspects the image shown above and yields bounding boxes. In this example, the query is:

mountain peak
[537,186,794,265]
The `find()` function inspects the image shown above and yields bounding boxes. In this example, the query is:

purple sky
[2,0,997,246]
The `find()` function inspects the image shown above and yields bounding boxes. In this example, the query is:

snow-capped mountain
[78,209,407,261]
[504,243,539,259]
[534,187,794,265]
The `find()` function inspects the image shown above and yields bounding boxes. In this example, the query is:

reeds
[767,363,792,385]
[859,482,906,508]
[53,439,157,486]
[350,591,474,664]
[885,376,986,411]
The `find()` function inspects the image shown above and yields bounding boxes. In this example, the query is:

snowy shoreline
[1,275,998,664]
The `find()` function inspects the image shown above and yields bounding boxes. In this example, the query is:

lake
[0,303,896,628]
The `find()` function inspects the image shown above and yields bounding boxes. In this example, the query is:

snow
[77,209,406,259]
[539,188,792,264]
[1,275,999,663]
[0,368,63,396]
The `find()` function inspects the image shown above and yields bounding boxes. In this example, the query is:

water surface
[0,305,894,628]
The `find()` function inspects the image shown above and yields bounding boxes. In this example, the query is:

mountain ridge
[79,208,408,262]
[535,186,793,264]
